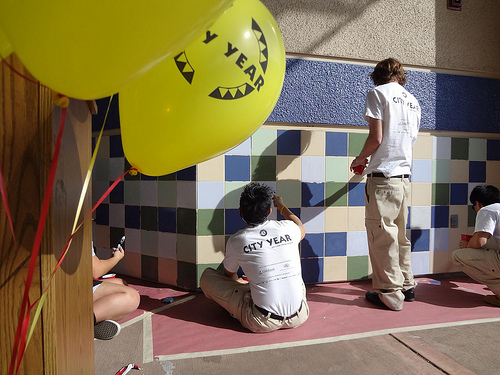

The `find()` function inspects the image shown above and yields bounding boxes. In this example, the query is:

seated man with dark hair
[452,185,500,307]
[200,182,309,332]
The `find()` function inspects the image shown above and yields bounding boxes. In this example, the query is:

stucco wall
[262,0,500,74]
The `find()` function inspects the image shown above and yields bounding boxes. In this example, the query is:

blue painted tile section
[302,182,325,207]
[326,132,348,156]
[450,183,468,205]
[177,166,196,181]
[487,140,500,160]
[302,233,324,258]
[301,258,323,283]
[159,207,176,233]
[468,161,486,182]
[125,205,140,229]
[325,232,347,256]
[348,183,365,206]
[431,206,449,228]
[225,155,250,181]
[109,181,124,204]
[411,229,430,252]
[95,203,109,226]
[109,135,124,158]
[225,209,246,235]
[277,130,301,155]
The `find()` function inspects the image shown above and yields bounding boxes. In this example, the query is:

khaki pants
[452,247,500,296]
[200,268,309,333]
[365,176,416,310]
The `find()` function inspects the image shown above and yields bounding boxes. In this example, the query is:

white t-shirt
[224,220,304,317]
[475,203,500,250]
[363,82,421,177]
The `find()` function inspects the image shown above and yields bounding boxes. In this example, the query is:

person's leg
[93,282,140,322]
[397,179,417,292]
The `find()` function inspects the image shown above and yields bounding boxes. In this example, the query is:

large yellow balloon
[119,0,285,176]
[0,0,234,99]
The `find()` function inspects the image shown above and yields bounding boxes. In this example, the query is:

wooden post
[0,55,94,374]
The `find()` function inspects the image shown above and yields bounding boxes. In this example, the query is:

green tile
[325,182,348,207]
[432,183,450,205]
[225,182,246,208]
[433,160,451,183]
[196,263,223,289]
[469,138,487,161]
[177,208,196,235]
[177,261,197,290]
[93,159,109,182]
[124,181,141,205]
[347,256,369,280]
[451,138,469,160]
[252,156,276,181]
[141,230,158,257]
[198,209,224,235]
[276,181,301,207]
[109,227,125,249]
[348,133,368,157]
[158,172,176,181]
[468,205,477,227]
[141,206,158,231]
[326,157,349,182]
[158,181,177,207]
[251,128,277,156]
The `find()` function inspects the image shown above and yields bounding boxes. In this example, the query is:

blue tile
[141,206,158,231]
[277,130,301,155]
[468,161,486,183]
[109,135,124,158]
[325,232,347,256]
[431,206,449,228]
[159,207,176,233]
[326,132,348,156]
[225,209,246,235]
[487,139,500,160]
[301,233,324,258]
[450,183,468,205]
[277,207,300,220]
[406,206,411,229]
[109,181,124,204]
[141,174,157,181]
[411,229,430,251]
[125,205,141,229]
[225,155,250,181]
[301,182,325,207]
[301,257,324,283]
[177,166,196,181]
[95,203,109,226]
[348,182,365,206]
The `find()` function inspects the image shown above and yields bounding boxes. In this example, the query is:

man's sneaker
[403,288,415,302]
[94,320,121,340]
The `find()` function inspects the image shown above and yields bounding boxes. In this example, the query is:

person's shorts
[93,279,102,293]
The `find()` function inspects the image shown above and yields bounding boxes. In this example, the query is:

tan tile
[123,252,142,279]
[302,130,325,156]
[276,155,301,180]
[411,183,431,206]
[158,257,177,286]
[348,207,366,231]
[323,256,347,282]
[449,205,469,232]
[413,133,433,159]
[450,160,469,182]
[325,207,348,232]
[177,234,197,263]
[196,235,225,264]
[486,161,500,187]
[197,155,224,181]
[430,250,460,274]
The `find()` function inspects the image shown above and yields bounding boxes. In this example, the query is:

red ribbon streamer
[0,168,17,246]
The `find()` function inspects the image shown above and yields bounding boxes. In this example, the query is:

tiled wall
[92,127,500,290]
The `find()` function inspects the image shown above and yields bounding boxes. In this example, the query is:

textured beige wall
[262,0,500,74]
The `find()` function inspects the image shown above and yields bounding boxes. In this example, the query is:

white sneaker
[94,320,121,340]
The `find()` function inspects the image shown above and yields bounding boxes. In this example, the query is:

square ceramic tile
[487,139,500,160]
[109,135,124,158]
[449,205,469,232]
[430,249,460,274]
[225,209,246,235]
[93,158,109,182]
[302,156,325,182]
[94,224,110,250]
[108,204,124,228]
[432,183,450,206]
[432,160,450,183]
[451,138,469,160]
[411,251,430,275]
[429,228,449,251]
[158,207,176,233]
[469,161,486,183]
[448,227,465,250]
[323,256,347,282]
[412,159,432,182]
[196,235,225,263]
[413,134,433,159]
[325,207,348,232]
[122,228,141,254]
[252,156,276,181]
[348,133,368,157]
[302,182,325,207]
[432,136,451,160]
[158,232,177,259]
[431,206,449,228]
[325,182,348,207]
[158,181,177,207]
[177,260,197,290]
[176,166,196,181]
[301,258,324,283]
[450,183,468,205]
[141,254,158,281]
[177,208,196,235]
[109,181,124,204]
[347,231,368,256]
[411,228,430,251]
[158,257,178,286]
[109,157,125,181]
[93,181,110,205]
[224,182,246,209]
[347,182,365,206]
[197,155,224,181]
[301,233,324,258]
[227,137,251,155]
[276,155,301,180]
[176,234,197,263]
[197,181,224,209]
[410,206,431,229]
[141,206,158,231]
[124,205,140,229]
[411,183,432,206]
[277,129,301,155]
[326,157,349,182]
[325,232,347,256]
[326,132,348,156]
[225,155,250,181]
[198,209,224,235]
[141,230,158,257]
[140,181,158,207]
[95,203,109,225]
[95,135,110,159]
[123,251,142,279]
[252,128,277,156]
[124,180,141,206]
[469,138,487,161]
[301,207,325,233]
[275,180,301,208]
[347,256,369,280]
[177,181,196,209]
[450,160,469,182]
[486,161,500,186]
[347,206,365,231]
[301,130,325,156]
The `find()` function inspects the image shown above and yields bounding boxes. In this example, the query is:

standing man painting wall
[350,58,421,311]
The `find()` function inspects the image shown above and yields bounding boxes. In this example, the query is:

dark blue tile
[301,257,324,283]
[95,203,109,226]
[225,155,250,181]
[93,96,120,132]
[109,134,124,158]
[141,174,157,181]
[325,232,347,256]
[302,182,325,207]
[411,229,430,251]
[301,233,324,258]
[177,166,196,181]
[109,181,124,204]
[348,182,365,206]
[487,139,500,161]
[431,206,449,228]
[450,183,468,205]
[277,207,300,220]
[406,206,411,229]
[326,132,348,156]
[141,206,158,231]
[277,130,301,155]
[109,227,125,249]
[225,209,246,235]
[469,161,486,183]
[125,205,141,229]
[159,207,176,233]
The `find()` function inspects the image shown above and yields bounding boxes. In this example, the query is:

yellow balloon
[119,0,285,176]
[0,24,13,58]
[0,0,234,99]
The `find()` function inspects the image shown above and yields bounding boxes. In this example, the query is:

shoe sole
[94,320,121,340]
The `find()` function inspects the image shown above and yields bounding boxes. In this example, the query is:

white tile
[197,181,224,209]
[412,159,432,183]
[433,137,451,160]
[411,251,430,275]
[140,181,158,207]
[410,206,432,229]
[177,181,196,209]
[108,157,125,181]
[429,228,450,251]
[124,228,141,254]
[226,138,251,155]
[347,231,368,256]
[302,156,325,182]
[301,207,325,233]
